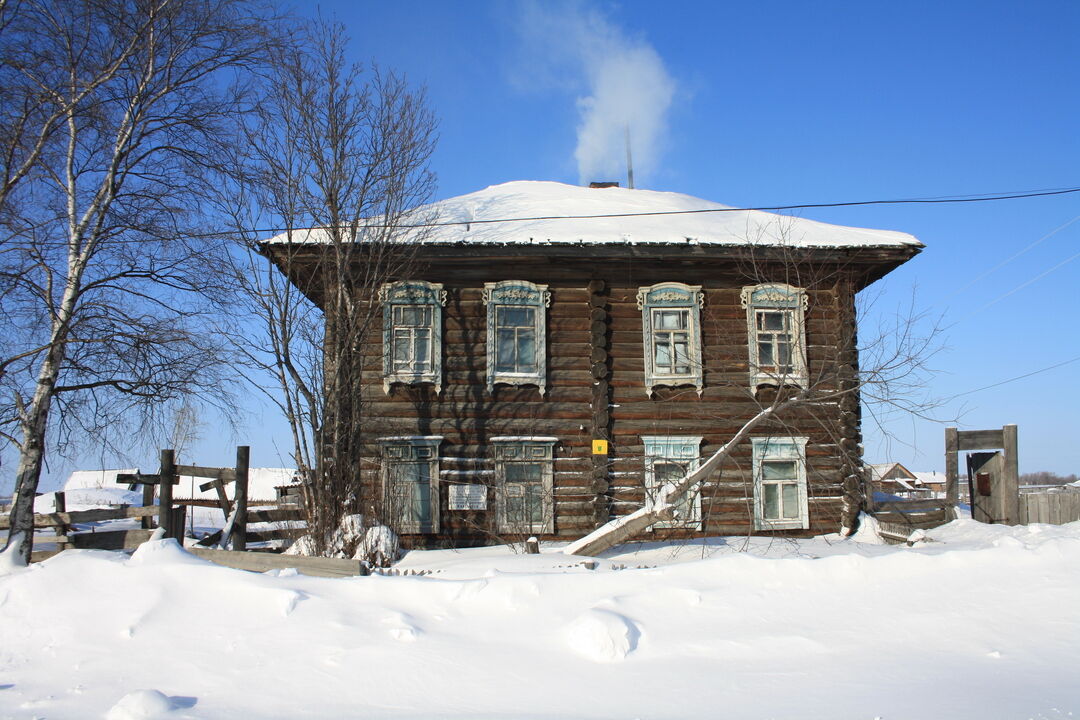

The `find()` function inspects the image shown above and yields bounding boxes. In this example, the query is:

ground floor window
[492,437,556,534]
[751,436,809,530]
[379,436,442,533]
[642,436,704,529]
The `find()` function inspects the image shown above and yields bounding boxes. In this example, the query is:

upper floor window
[379,281,446,394]
[378,436,443,534]
[642,436,704,529]
[637,282,704,396]
[483,281,550,395]
[491,437,556,534]
[751,436,809,531]
[740,283,808,392]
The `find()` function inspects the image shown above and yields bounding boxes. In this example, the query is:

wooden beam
[956,429,1005,451]
[197,469,238,492]
[115,473,174,485]
[186,548,364,578]
[246,507,306,524]
[179,465,237,482]
[0,505,160,529]
[71,529,155,550]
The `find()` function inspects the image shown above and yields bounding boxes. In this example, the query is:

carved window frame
[642,435,704,529]
[380,281,447,394]
[491,437,556,534]
[751,436,809,531]
[637,282,704,396]
[740,283,808,393]
[378,436,443,534]
[483,280,550,395]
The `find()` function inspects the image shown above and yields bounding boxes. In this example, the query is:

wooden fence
[865,494,956,543]
[0,497,182,563]
[1020,489,1080,525]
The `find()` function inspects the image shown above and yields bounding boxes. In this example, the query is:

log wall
[346,251,868,547]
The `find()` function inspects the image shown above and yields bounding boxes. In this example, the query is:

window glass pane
[782,483,799,519]
[763,483,779,519]
[498,306,534,328]
[655,338,672,369]
[654,462,684,484]
[777,340,791,368]
[763,460,797,481]
[758,340,774,365]
[759,311,786,331]
[393,329,411,363]
[395,305,430,327]
[414,328,430,366]
[673,337,690,373]
[655,309,688,330]
[525,484,543,523]
[517,329,537,371]
[496,328,517,371]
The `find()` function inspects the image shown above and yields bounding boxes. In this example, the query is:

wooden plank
[246,507,306,524]
[246,528,306,543]
[186,548,364,578]
[873,499,951,513]
[956,429,1005,451]
[0,504,160,529]
[179,465,237,482]
[115,473,170,485]
[71,529,155,550]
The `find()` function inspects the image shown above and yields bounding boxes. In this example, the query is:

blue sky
[20,0,1080,491]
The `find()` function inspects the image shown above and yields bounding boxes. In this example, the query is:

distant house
[868,463,946,499]
[265,180,922,546]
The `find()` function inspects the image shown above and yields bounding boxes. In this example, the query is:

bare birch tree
[1,0,272,562]
[216,20,437,557]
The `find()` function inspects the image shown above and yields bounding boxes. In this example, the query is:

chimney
[589,181,620,189]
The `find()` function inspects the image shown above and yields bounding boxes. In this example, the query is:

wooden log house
[264,181,922,547]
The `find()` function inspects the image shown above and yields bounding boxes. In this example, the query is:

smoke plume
[515,2,676,185]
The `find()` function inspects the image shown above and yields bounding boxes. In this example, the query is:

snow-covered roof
[266,181,922,249]
[64,467,298,503]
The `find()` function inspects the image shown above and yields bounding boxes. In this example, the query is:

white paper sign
[448,484,487,511]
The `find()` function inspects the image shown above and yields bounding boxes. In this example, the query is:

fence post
[1001,424,1020,525]
[54,491,69,550]
[141,482,155,530]
[944,427,959,508]
[159,449,176,539]
[233,446,249,551]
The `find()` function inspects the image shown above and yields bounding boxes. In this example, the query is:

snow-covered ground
[2,519,1079,719]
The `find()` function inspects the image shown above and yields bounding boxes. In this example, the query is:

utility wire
[3,184,1079,245]
[946,354,1080,400]
[945,213,1080,302]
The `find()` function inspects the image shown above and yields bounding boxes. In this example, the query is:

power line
[4,183,1080,245]
[947,354,1080,400]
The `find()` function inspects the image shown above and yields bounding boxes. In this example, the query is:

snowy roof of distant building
[65,467,298,502]
[265,180,922,249]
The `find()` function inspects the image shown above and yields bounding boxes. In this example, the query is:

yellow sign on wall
[592,439,609,455]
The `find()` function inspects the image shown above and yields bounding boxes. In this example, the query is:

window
[740,283,808,392]
[637,283,704,396]
[380,281,446,394]
[642,436,703,529]
[379,437,442,533]
[484,281,550,394]
[492,437,555,533]
[751,436,809,530]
